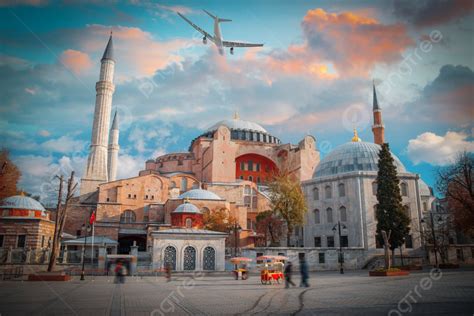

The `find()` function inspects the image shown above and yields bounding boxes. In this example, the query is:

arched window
[326,208,333,223]
[170,181,177,189]
[203,246,216,270]
[340,206,347,222]
[401,182,408,197]
[314,209,320,224]
[164,246,176,270]
[185,218,193,228]
[372,182,377,195]
[181,177,188,191]
[248,176,253,182]
[120,210,136,223]
[338,183,345,197]
[192,182,199,189]
[313,187,319,201]
[183,246,196,270]
[325,185,332,199]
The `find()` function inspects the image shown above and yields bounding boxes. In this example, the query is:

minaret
[107,110,119,182]
[371,83,385,145]
[81,33,116,195]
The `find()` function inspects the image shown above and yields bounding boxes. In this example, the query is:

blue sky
[0,0,473,203]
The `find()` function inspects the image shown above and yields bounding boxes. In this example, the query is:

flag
[89,211,96,225]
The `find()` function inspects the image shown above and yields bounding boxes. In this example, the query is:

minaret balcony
[96,81,115,92]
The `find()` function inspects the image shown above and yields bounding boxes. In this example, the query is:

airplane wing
[222,41,264,48]
[177,12,215,43]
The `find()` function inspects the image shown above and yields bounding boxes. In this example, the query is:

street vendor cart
[257,255,287,285]
[230,257,252,280]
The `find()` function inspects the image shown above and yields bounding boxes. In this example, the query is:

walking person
[299,257,310,287]
[284,261,296,288]
[114,260,125,284]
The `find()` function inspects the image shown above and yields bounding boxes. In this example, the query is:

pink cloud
[59,49,93,75]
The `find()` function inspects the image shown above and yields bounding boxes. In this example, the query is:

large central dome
[314,141,406,178]
[206,117,268,133]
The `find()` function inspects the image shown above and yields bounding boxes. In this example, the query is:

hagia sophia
[0,34,437,271]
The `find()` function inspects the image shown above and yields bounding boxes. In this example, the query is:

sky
[0,0,473,204]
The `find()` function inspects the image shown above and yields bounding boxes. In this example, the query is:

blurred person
[299,258,309,287]
[284,261,296,288]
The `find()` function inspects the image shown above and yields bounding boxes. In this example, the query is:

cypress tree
[375,143,411,267]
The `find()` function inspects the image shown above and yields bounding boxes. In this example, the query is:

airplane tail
[203,9,232,22]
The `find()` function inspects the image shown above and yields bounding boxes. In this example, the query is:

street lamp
[231,222,242,257]
[80,223,92,281]
[421,212,443,268]
[332,221,347,274]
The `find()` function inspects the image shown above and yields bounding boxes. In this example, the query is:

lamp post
[231,222,242,257]
[80,223,91,281]
[332,221,347,274]
[421,212,443,268]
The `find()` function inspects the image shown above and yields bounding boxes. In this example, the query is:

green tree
[268,172,307,246]
[375,143,410,267]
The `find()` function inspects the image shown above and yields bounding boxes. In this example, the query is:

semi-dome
[207,117,268,134]
[419,179,432,196]
[314,141,406,178]
[0,194,46,212]
[172,202,201,214]
[178,189,223,200]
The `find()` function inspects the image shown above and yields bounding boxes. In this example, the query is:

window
[76,230,81,237]
[181,177,188,191]
[0,235,4,247]
[372,182,377,195]
[145,195,148,200]
[318,253,325,264]
[327,236,334,247]
[151,195,154,200]
[340,236,348,247]
[338,183,345,197]
[185,218,193,228]
[326,208,333,223]
[405,235,413,248]
[314,237,321,247]
[240,161,245,171]
[128,194,131,198]
[257,177,261,184]
[240,175,244,180]
[401,182,408,197]
[17,235,26,248]
[120,210,136,223]
[248,176,253,182]
[106,197,110,202]
[313,187,319,200]
[423,202,428,212]
[170,181,177,189]
[325,185,332,199]
[340,206,347,222]
[133,194,137,199]
[248,160,253,171]
[314,209,320,224]
[256,163,260,172]
[192,182,199,189]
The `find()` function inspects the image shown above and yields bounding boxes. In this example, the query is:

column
[130,241,138,276]
[98,244,107,272]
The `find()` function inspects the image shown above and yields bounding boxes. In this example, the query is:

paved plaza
[0,269,473,316]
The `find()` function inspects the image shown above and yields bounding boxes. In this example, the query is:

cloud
[407,131,474,165]
[392,0,474,28]
[41,135,88,154]
[59,49,93,75]
[37,129,50,137]
[301,8,414,77]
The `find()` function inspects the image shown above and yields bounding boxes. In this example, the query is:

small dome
[172,202,201,214]
[0,195,46,212]
[206,117,268,134]
[178,189,223,200]
[314,141,406,178]
[419,179,432,197]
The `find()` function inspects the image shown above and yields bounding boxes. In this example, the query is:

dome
[0,195,46,212]
[178,189,223,200]
[172,202,201,214]
[419,179,432,197]
[314,141,406,178]
[206,117,268,134]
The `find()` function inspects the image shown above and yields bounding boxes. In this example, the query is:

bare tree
[48,171,77,272]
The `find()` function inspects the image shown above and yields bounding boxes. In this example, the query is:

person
[165,262,171,282]
[284,261,296,288]
[299,258,309,287]
[114,260,125,284]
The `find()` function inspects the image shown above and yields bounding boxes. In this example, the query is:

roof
[373,83,380,111]
[419,179,432,196]
[0,195,46,212]
[152,228,227,236]
[178,189,223,200]
[172,202,201,214]
[314,141,406,178]
[62,236,118,245]
[101,33,114,61]
[206,117,267,133]
[111,110,118,130]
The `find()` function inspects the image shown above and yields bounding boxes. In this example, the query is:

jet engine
[230,47,234,55]
[203,36,207,45]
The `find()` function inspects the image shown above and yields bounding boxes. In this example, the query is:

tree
[256,210,284,246]
[0,149,21,200]
[268,171,307,246]
[375,143,410,268]
[203,208,235,233]
[437,151,474,235]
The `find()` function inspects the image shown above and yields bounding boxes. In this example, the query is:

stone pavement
[0,269,473,315]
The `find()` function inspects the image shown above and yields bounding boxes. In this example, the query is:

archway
[203,246,216,270]
[117,235,146,254]
[183,246,196,270]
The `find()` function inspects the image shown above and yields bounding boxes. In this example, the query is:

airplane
[177,9,264,55]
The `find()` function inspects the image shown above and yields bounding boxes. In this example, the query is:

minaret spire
[371,82,385,145]
[81,34,116,195]
[108,110,119,182]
